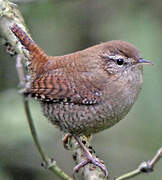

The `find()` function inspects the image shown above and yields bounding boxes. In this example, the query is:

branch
[115,148,162,180]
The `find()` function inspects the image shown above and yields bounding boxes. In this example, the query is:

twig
[115,148,162,180]
[16,54,48,163]
[23,97,73,180]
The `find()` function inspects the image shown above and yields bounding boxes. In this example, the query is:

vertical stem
[23,97,48,163]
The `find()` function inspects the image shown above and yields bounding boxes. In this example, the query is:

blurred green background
[0,0,162,179]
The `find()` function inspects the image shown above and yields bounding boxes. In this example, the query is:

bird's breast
[102,65,143,123]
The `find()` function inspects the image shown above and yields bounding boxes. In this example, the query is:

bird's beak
[138,58,154,65]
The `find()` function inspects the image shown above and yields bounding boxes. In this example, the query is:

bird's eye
[116,58,124,66]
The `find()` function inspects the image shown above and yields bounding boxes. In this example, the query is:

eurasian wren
[10,24,152,176]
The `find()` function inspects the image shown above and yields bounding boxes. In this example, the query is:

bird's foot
[73,136,108,177]
[73,152,108,177]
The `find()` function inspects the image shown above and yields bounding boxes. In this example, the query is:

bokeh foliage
[0,0,162,179]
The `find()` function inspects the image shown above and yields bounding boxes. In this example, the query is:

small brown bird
[10,24,152,176]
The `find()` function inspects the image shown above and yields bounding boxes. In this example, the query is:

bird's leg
[73,135,108,177]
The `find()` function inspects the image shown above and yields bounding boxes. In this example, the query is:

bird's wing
[27,71,103,105]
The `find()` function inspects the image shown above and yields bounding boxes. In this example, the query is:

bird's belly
[42,95,135,136]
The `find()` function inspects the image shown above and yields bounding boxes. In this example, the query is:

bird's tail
[10,24,49,75]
